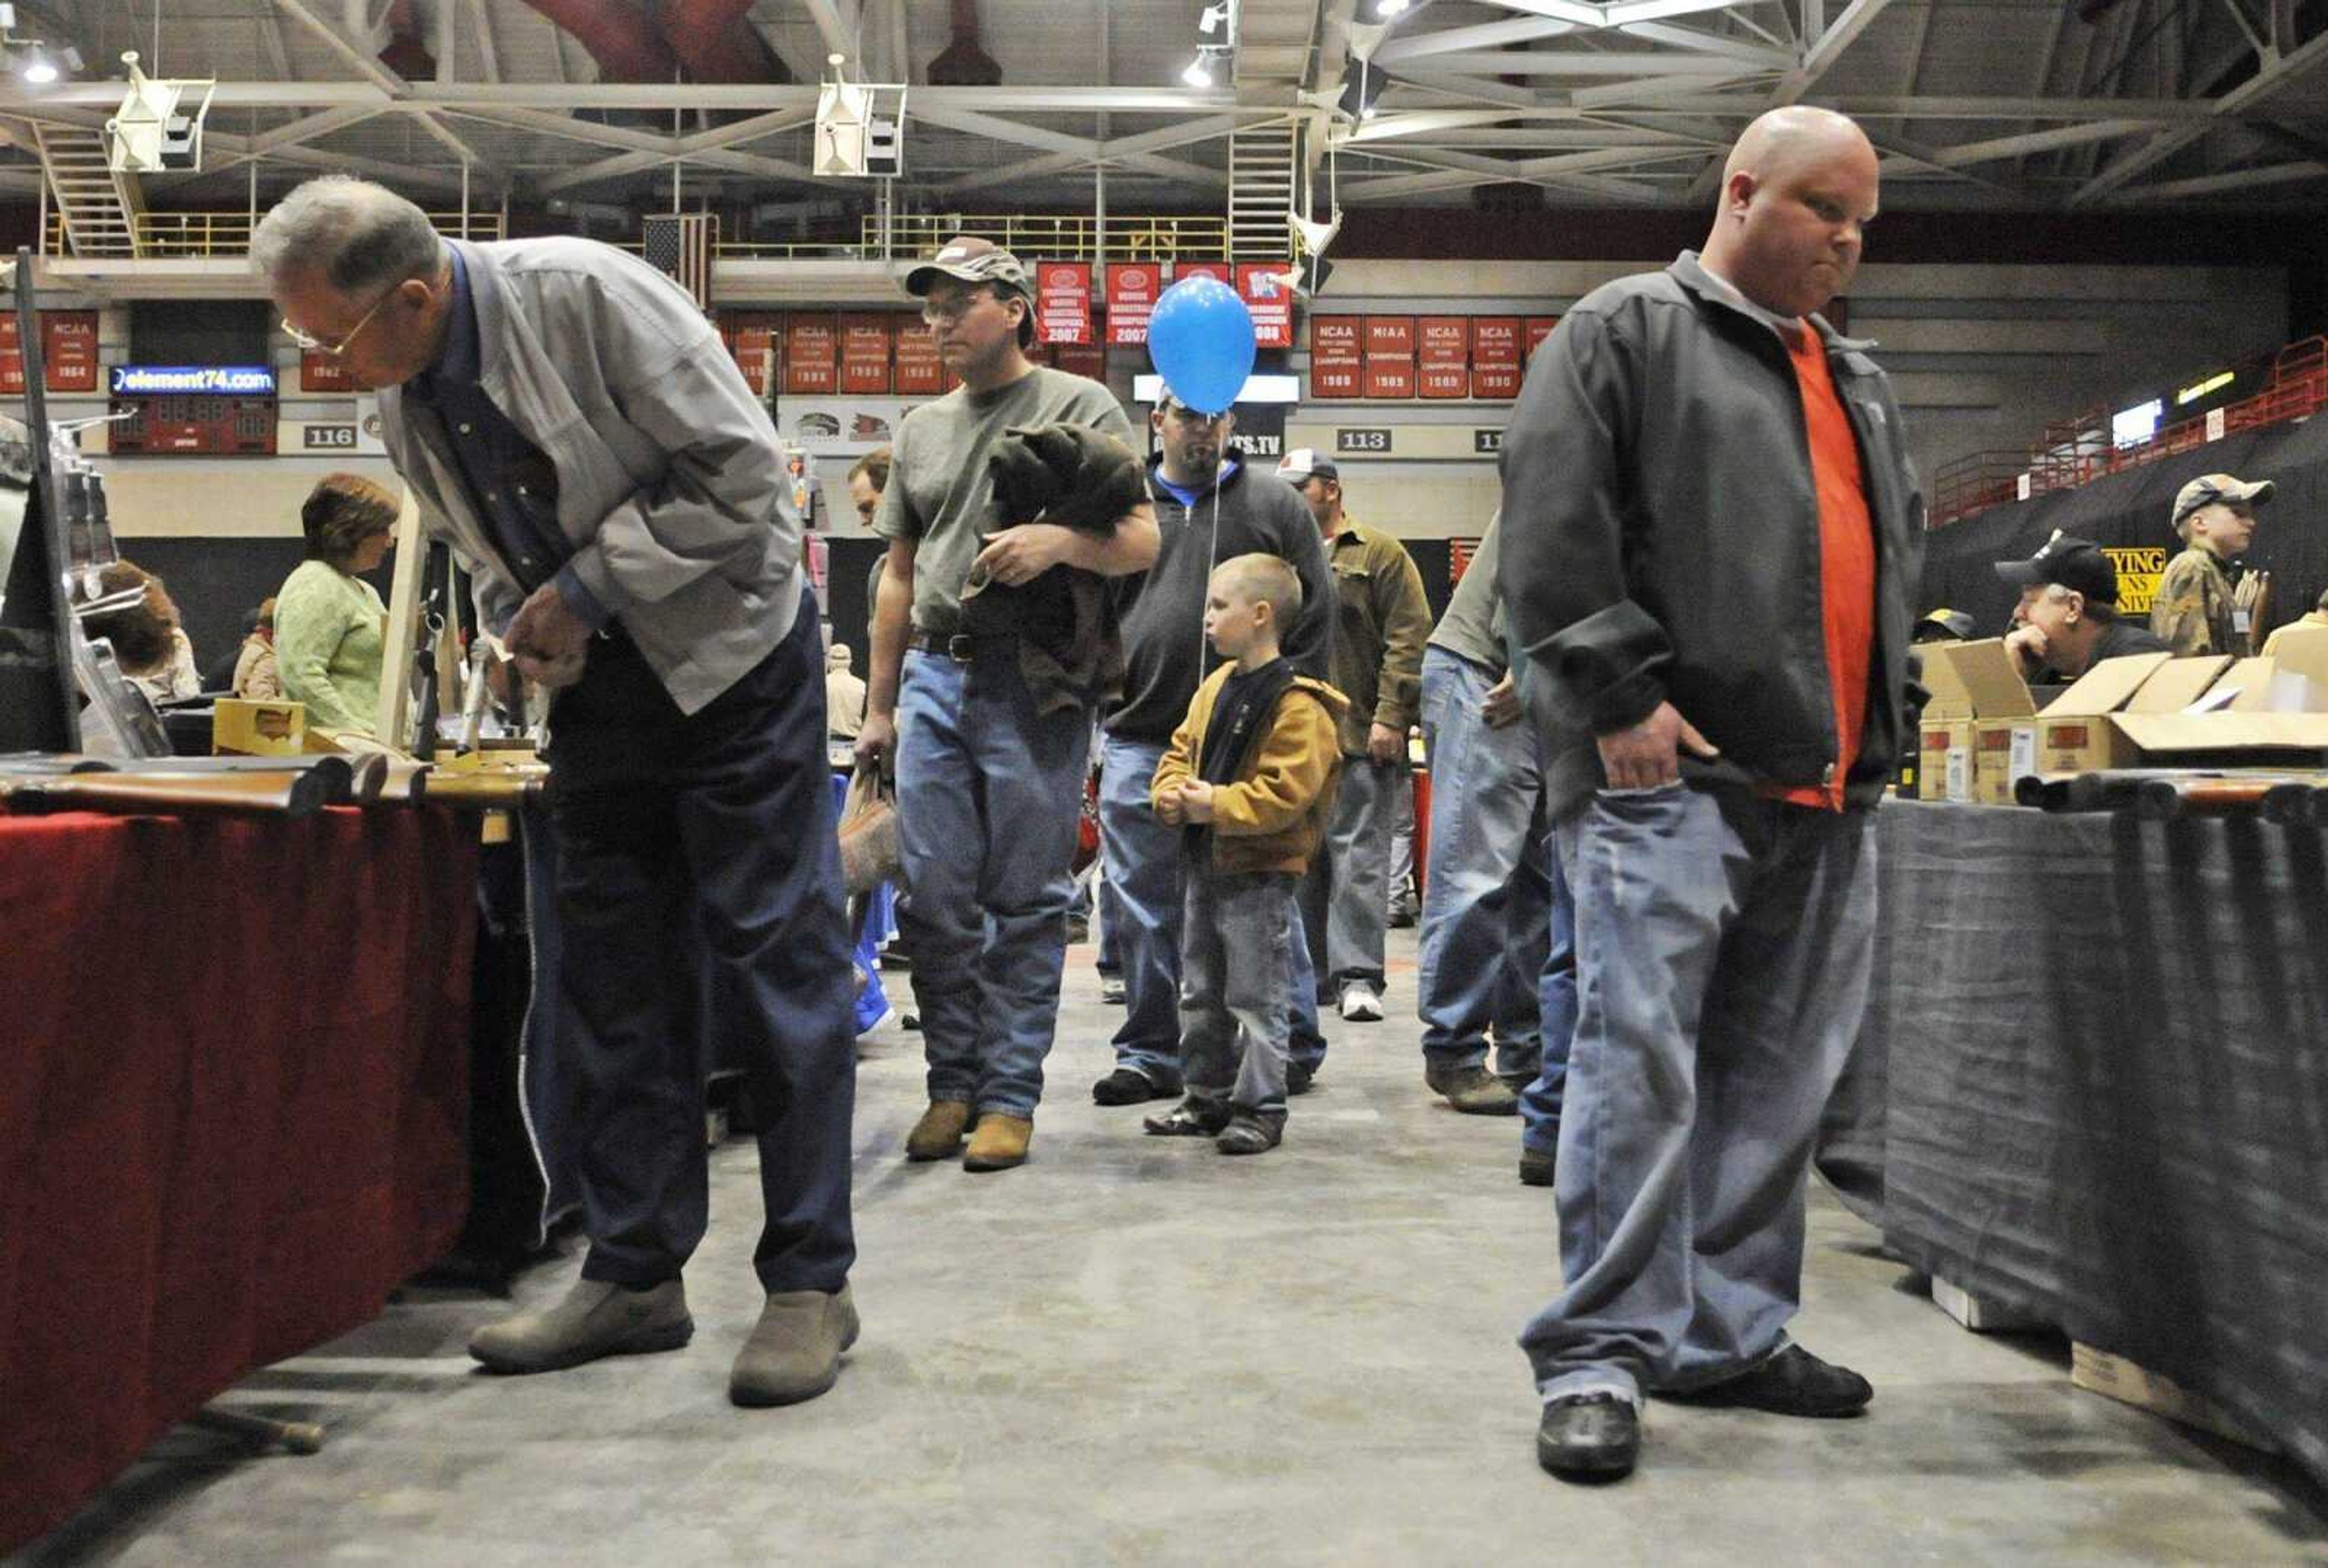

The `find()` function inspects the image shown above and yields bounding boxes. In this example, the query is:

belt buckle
[946,634,975,662]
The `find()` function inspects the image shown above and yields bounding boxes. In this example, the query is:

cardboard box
[1938,640,2040,805]
[2032,652,2174,779]
[1930,1275,2050,1334]
[1916,643,1976,802]
[2121,654,2229,713]
[2071,1343,2274,1452]
[2107,710,2328,766]
[212,697,306,756]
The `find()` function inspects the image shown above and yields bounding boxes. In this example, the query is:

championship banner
[1309,315,1362,399]
[1036,261,1094,345]
[1471,316,1522,400]
[784,315,838,396]
[301,348,356,393]
[839,315,892,395]
[42,312,98,393]
[1235,264,1295,349]
[1525,316,1562,361]
[1418,316,1469,400]
[1363,316,1416,401]
[892,319,946,395]
[1106,264,1163,345]
[1175,262,1232,287]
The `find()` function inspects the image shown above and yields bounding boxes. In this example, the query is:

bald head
[1701,107,1881,319]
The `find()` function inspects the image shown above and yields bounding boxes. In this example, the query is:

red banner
[41,312,98,393]
[1525,316,1562,360]
[1035,261,1093,346]
[1470,315,1521,399]
[1175,262,1232,287]
[1363,316,1416,400]
[1418,316,1468,400]
[1106,264,1163,346]
[784,315,838,396]
[1236,264,1295,349]
[840,315,892,395]
[1365,316,1416,356]
[893,318,945,396]
[1309,315,1362,399]
[301,349,355,393]
[0,312,104,395]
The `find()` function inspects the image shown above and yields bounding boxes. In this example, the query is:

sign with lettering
[109,364,278,396]
[303,424,358,450]
[1036,261,1093,345]
[1336,427,1393,455]
[1309,315,1362,399]
[839,315,893,395]
[1107,264,1163,346]
[1235,264,1295,349]
[783,315,838,396]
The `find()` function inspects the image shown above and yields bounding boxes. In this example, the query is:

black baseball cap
[1994,531,2118,606]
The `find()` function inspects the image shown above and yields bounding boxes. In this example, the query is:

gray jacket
[378,238,803,716]
[1499,251,1924,815]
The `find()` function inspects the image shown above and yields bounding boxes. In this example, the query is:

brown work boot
[729,1283,860,1407]
[467,1278,692,1375]
[905,1099,972,1161]
[962,1113,1034,1171]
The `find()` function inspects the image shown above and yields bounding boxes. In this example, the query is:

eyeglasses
[282,282,402,358]
[920,292,998,326]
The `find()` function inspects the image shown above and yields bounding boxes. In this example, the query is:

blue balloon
[1148,276,1256,415]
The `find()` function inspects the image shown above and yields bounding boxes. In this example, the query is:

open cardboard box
[1916,642,1979,802]
[1938,640,2045,805]
[2031,652,2180,778]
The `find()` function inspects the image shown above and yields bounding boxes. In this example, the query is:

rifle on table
[0,766,338,816]
[2016,768,2327,819]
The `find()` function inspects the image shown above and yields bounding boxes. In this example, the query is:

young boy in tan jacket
[1148,555,1350,1153]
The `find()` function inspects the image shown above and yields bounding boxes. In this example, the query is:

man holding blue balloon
[855,236,1159,1173]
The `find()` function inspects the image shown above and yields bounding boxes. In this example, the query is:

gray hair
[251,175,444,297]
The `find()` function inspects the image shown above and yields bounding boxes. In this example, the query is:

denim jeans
[1517,846,1576,1158]
[545,599,856,1296]
[1180,865,1297,1116]
[895,646,1092,1118]
[1101,733,1328,1086]
[1520,783,1876,1408]
[1300,753,1398,992]
[1416,647,1551,1081]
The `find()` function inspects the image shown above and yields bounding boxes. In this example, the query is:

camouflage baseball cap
[2170,472,2275,529]
[903,235,1035,346]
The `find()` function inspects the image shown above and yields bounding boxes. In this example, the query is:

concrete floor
[23,931,2328,1566]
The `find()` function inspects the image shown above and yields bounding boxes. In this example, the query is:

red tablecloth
[0,806,477,1552]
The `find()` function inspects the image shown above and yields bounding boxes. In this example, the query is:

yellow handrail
[45,210,506,259]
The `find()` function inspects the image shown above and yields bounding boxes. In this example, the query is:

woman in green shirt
[276,473,399,736]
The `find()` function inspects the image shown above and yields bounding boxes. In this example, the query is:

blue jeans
[1100,732,1326,1085]
[1517,847,1576,1158]
[1301,753,1398,992]
[895,647,1092,1119]
[1520,784,1876,1407]
[545,601,856,1296]
[1416,647,1551,1081]
[1180,866,1297,1116]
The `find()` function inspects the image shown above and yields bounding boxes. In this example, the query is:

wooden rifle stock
[0,768,333,816]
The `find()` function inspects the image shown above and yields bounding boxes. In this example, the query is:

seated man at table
[1998,532,2169,683]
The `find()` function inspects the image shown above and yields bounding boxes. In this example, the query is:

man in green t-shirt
[855,238,1159,1172]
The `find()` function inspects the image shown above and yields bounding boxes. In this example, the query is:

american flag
[643,213,714,312]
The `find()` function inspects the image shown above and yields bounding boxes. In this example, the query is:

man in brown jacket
[1146,555,1349,1154]
[1277,449,1432,1025]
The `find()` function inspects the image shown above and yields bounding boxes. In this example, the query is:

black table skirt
[1830,799,2328,1488]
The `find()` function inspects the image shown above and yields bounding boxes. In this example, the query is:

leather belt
[907,629,1017,661]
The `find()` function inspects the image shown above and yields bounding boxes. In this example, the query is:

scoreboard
[106,364,279,455]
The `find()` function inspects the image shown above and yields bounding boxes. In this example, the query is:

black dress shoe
[1668,1344,1871,1417]
[1536,1393,1639,1481]
[1518,1147,1555,1187]
[1092,1067,1177,1106]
